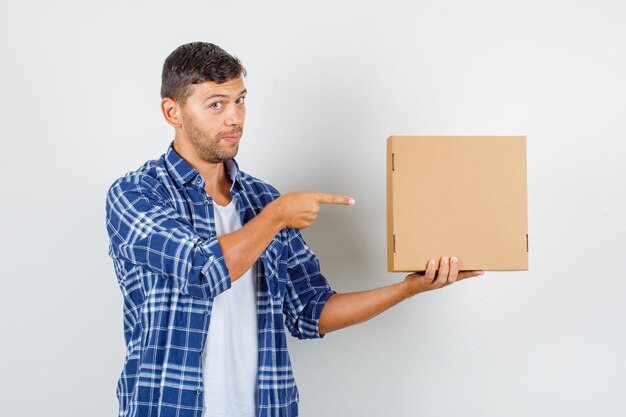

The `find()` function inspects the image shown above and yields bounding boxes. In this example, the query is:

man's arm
[219,192,355,280]
[106,176,353,298]
[106,177,232,299]
[318,257,484,334]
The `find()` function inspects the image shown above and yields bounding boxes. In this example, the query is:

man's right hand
[268,192,355,229]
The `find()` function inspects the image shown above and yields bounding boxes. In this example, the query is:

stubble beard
[184,116,243,164]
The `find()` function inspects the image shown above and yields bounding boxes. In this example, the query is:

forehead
[189,77,246,99]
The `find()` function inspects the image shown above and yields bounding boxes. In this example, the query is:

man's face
[178,77,247,164]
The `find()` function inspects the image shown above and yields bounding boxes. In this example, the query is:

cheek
[194,111,222,132]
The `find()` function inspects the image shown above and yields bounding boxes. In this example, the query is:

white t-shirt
[202,198,258,417]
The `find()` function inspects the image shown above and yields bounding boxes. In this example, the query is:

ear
[161,97,183,128]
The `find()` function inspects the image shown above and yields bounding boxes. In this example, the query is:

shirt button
[204,310,209,316]
[196,388,201,395]
[204,200,209,205]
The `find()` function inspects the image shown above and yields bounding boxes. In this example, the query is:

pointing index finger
[316,193,355,206]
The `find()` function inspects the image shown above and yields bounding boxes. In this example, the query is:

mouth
[220,135,241,143]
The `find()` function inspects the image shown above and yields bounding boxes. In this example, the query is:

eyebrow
[203,89,247,102]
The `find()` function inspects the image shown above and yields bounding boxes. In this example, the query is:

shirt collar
[164,142,241,189]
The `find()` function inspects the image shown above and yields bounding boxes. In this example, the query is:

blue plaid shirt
[105,143,334,417]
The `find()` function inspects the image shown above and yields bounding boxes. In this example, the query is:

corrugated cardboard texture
[387,136,528,272]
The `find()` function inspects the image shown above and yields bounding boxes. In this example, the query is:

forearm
[318,281,412,334]
[216,191,355,282]
[217,202,284,281]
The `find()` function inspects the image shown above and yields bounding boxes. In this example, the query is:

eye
[209,102,223,110]
[236,96,246,105]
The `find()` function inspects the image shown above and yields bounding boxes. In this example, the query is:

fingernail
[429,259,435,266]
[443,257,449,264]
[348,198,355,205]
[451,257,458,263]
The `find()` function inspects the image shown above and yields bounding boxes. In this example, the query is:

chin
[227,145,239,159]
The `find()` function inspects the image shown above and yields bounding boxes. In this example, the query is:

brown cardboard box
[387,136,528,272]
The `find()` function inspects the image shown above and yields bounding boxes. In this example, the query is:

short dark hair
[160,42,247,103]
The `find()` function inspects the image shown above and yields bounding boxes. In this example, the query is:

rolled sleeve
[106,176,231,299]
[198,238,232,298]
[283,229,335,339]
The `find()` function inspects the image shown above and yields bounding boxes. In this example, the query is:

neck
[172,137,233,202]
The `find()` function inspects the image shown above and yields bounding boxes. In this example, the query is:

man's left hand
[403,257,484,298]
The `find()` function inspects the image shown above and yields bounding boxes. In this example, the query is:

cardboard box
[387,136,528,272]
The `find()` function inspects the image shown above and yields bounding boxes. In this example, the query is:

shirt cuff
[297,289,336,340]
[194,237,232,299]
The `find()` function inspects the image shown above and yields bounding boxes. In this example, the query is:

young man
[105,42,483,417]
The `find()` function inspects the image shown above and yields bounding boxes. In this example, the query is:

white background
[1,1,625,416]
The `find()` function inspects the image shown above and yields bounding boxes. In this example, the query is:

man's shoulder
[106,154,169,200]
[237,169,281,201]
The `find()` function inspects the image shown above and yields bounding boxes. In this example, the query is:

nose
[225,103,244,127]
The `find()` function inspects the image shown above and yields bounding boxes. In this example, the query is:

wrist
[400,279,412,300]
[265,199,287,230]
[402,275,421,299]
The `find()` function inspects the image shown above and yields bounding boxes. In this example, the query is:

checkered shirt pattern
[105,143,334,417]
